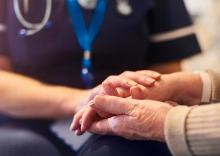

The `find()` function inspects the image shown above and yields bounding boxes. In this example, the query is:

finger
[102,83,119,96]
[103,82,130,98]
[121,71,156,86]
[92,95,133,115]
[88,85,103,101]
[116,87,130,98]
[70,111,83,131]
[81,106,97,132]
[130,84,151,99]
[165,101,178,106]
[91,105,113,119]
[136,70,161,80]
[75,128,84,136]
[88,117,114,135]
[70,104,89,131]
[130,85,146,99]
[103,75,137,89]
[89,115,131,137]
[81,101,113,132]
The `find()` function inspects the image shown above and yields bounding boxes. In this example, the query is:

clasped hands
[70,70,202,141]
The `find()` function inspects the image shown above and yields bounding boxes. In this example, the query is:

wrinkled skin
[71,71,202,140]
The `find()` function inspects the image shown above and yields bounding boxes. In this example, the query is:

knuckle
[94,95,102,102]
[121,71,131,76]
[110,117,123,134]
[127,101,140,115]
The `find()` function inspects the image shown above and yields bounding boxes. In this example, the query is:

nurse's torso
[6,0,154,88]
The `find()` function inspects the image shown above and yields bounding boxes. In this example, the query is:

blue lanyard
[66,0,108,88]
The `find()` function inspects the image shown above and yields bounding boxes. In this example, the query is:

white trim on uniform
[150,25,195,43]
[0,23,6,32]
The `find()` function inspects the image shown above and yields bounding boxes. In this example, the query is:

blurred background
[183,0,220,73]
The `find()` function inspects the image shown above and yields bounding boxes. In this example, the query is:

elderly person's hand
[71,70,161,135]
[71,71,203,135]
[87,95,173,141]
[104,72,203,106]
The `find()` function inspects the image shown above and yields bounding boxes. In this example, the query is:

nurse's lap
[0,126,61,156]
[0,116,171,156]
[78,134,172,156]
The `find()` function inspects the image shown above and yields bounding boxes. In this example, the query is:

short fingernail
[89,100,95,106]
[69,123,74,131]
[70,119,77,131]
[127,80,137,86]
[145,77,155,84]
[152,73,161,79]
[75,129,82,136]
[81,125,85,132]
[75,130,79,135]
[130,86,142,99]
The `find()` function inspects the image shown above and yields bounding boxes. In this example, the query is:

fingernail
[80,119,85,132]
[69,123,74,131]
[75,129,82,136]
[152,73,161,79]
[145,77,155,84]
[127,80,137,86]
[70,119,77,131]
[89,100,95,107]
[130,86,143,99]
[75,130,79,135]
[81,125,85,132]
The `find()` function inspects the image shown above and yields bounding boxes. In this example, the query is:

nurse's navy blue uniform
[0,0,201,156]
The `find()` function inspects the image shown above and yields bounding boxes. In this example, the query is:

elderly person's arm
[87,95,220,156]
[71,70,203,134]
[165,71,220,156]
[73,70,220,156]
[166,104,220,156]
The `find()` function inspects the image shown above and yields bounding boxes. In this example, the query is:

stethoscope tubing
[13,0,132,36]
[13,0,52,36]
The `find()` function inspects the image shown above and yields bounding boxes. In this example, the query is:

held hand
[105,71,203,106]
[87,95,173,141]
[130,72,203,106]
[102,70,161,98]
[70,70,161,134]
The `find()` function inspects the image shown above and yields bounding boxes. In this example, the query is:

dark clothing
[0,123,172,156]
[0,0,200,156]
[78,135,172,156]
[0,126,62,156]
[0,0,200,88]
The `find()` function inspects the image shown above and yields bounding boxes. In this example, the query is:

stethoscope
[13,0,52,37]
[13,0,132,37]
[13,0,133,88]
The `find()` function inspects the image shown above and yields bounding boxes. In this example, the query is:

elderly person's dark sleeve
[146,0,201,65]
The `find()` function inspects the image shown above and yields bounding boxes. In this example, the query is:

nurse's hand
[70,70,161,135]
[87,95,173,141]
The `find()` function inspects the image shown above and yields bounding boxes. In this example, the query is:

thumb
[91,95,132,115]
